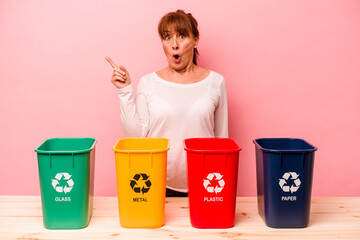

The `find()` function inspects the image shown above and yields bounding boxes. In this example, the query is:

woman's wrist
[117,84,132,93]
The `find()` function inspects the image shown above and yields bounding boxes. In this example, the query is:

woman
[106,10,228,196]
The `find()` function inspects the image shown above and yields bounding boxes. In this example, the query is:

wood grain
[0,196,359,239]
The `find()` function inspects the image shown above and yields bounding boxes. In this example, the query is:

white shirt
[117,71,228,192]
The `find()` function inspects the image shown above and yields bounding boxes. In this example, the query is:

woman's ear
[194,37,199,48]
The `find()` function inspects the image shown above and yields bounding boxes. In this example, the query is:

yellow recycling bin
[113,138,169,228]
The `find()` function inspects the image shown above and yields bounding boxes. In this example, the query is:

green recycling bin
[35,138,97,229]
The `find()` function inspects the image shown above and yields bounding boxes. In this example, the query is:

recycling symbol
[203,173,225,194]
[51,172,74,194]
[130,173,151,194]
[279,172,301,193]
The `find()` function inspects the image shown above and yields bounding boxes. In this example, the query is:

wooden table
[0,196,359,239]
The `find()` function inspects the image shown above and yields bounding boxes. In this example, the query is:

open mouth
[173,54,180,62]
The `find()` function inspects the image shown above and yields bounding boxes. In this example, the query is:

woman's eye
[179,34,186,39]
[164,35,171,40]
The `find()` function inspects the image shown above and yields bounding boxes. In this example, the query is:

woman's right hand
[105,56,131,89]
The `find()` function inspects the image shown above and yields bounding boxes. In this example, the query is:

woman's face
[162,27,198,71]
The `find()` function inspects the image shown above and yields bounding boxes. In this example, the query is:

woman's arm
[117,85,143,137]
[117,80,150,137]
[214,78,229,138]
[106,56,149,137]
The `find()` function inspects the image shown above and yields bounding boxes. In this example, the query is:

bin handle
[49,154,52,168]
[72,153,75,168]
[128,153,130,167]
[202,153,228,167]
[202,153,205,167]
[302,152,305,167]
[150,153,153,168]
[279,152,306,168]
[127,153,153,168]
[48,153,75,168]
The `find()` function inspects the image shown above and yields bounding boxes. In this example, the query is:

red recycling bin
[184,138,241,228]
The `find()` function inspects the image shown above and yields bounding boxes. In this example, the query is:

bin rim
[112,137,170,153]
[184,137,242,153]
[34,137,97,154]
[253,137,317,153]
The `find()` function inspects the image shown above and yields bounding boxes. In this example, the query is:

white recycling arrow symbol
[51,172,74,194]
[279,172,301,193]
[203,173,225,194]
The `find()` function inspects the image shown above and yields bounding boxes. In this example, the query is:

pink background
[1,1,359,196]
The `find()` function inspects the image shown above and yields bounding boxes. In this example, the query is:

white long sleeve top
[117,71,228,192]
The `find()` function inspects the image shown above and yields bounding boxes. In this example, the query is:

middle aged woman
[106,10,228,197]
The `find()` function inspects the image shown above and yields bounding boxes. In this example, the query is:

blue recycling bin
[253,138,317,228]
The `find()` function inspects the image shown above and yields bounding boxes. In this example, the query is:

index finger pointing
[105,56,118,69]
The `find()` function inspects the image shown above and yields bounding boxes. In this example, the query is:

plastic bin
[113,138,169,228]
[35,137,97,229]
[253,138,317,228]
[184,138,241,228]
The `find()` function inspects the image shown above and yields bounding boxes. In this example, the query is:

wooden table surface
[0,196,359,239]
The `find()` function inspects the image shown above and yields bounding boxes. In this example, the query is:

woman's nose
[172,39,179,50]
